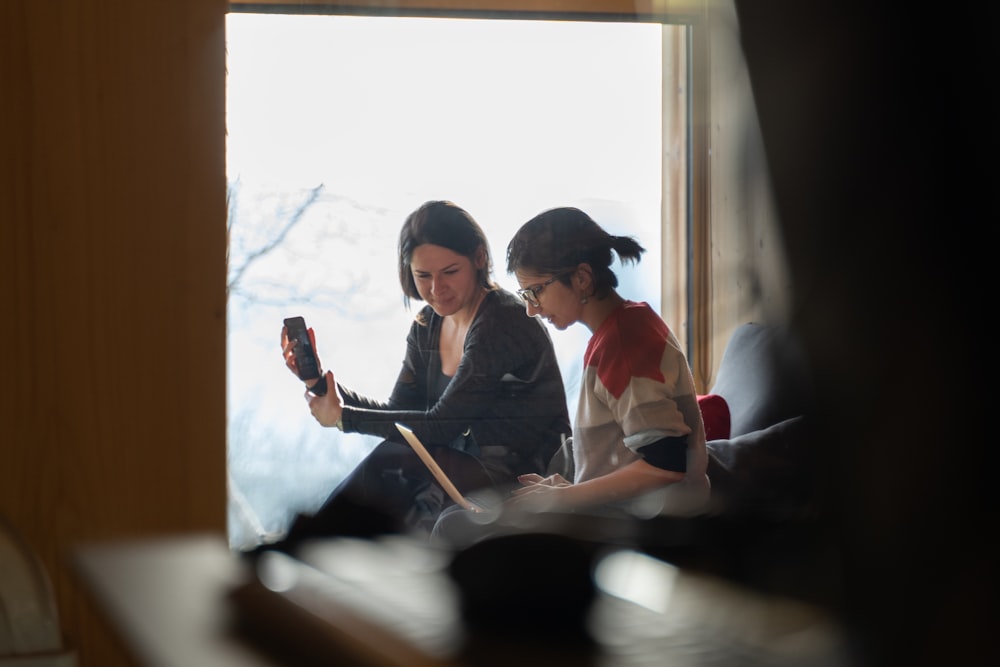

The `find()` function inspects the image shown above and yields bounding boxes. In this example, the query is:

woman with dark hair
[432,206,709,547]
[266,201,570,550]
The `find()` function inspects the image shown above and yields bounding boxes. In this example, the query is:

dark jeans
[280,440,497,548]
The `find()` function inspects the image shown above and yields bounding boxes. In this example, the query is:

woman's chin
[430,300,458,317]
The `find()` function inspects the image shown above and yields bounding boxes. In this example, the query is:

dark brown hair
[398,200,496,307]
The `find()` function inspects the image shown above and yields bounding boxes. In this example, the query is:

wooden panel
[660,24,690,356]
[229,0,706,22]
[1,1,229,664]
[687,3,713,392]
[703,0,790,386]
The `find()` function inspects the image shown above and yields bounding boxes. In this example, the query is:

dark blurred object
[0,515,76,665]
[734,2,995,666]
[448,532,598,643]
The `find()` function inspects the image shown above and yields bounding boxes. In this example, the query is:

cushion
[706,415,816,517]
[709,323,813,438]
[697,393,731,441]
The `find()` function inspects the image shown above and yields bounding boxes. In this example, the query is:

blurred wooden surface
[75,533,849,667]
[74,535,275,667]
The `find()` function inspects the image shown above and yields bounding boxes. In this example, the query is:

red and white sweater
[573,300,710,516]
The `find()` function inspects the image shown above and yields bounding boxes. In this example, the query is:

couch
[665,323,835,604]
[701,321,818,519]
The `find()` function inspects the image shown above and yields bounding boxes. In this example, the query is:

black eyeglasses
[517,271,572,308]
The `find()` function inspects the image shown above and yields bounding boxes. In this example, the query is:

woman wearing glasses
[264,201,571,552]
[432,206,710,546]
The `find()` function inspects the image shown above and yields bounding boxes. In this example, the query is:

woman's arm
[508,459,684,513]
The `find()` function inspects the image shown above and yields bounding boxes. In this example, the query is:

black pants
[281,439,497,547]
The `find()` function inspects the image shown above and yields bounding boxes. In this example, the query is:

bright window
[226,12,675,548]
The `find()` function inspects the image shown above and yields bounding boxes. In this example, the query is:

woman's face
[410,243,484,317]
[514,269,582,331]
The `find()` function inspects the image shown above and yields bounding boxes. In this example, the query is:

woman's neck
[582,291,626,333]
[439,287,489,376]
[448,286,489,330]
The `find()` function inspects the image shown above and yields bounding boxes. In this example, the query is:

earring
[580,297,589,305]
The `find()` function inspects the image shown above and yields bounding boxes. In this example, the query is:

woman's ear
[574,263,594,291]
[474,245,487,269]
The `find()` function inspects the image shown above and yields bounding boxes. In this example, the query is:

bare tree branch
[227,183,325,297]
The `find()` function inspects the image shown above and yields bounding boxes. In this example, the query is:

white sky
[226,14,662,215]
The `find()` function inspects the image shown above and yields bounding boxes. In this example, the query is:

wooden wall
[702,0,790,384]
[1,1,782,664]
[1,1,228,664]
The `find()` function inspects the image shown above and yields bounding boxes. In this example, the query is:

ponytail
[608,234,645,265]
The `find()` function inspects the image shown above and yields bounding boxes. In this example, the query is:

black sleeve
[637,435,688,473]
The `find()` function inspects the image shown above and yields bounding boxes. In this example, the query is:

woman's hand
[509,462,683,514]
[505,473,572,513]
[305,370,344,428]
[516,473,571,488]
[280,325,325,390]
